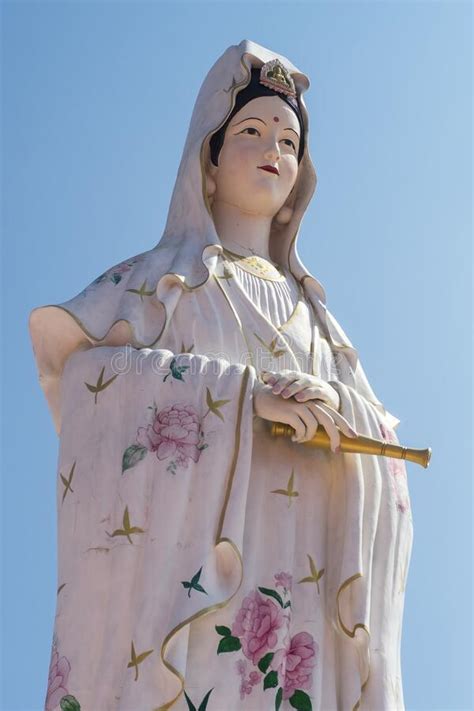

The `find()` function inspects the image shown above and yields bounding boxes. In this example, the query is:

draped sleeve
[51,343,257,710]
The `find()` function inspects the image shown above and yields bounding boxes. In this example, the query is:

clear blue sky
[2,2,472,710]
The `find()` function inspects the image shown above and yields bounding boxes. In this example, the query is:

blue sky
[2,2,472,710]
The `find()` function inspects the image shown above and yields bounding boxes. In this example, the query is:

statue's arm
[29,306,135,435]
[316,332,400,431]
[328,371,400,432]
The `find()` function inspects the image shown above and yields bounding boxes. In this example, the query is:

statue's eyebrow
[232,116,266,127]
[232,116,300,139]
[282,127,300,139]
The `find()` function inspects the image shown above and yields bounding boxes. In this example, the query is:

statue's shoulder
[83,246,161,292]
[29,246,168,365]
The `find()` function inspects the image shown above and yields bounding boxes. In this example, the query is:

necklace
[221,247,286,281]
[219,239,271,262]
[221,239,276,265]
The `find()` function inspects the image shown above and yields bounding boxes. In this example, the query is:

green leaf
[258,586,284,608]
[190,567,203,585]
[288,468,295,490]
[84,366,118,403]
[135,649,153,664]
[211,407,225,422]
[308,555,317,578]
[101,373,119,390]
[257,651,274,673]
[96,366,105,388]
[289,690,312,711]
[215,625,231,637]
[122,444,147,473]
[183,691,196,711]
[123,506,131,529]
[284,600,292,608]
[60,696,81,711]
[275,687,283,711]
[263,670,279,690]
[253,332,286,358]
[213,398,232,408]
[198,688,214,711]
[125,279,155,301]
[193,583,208,595]
[164,357,190,383]
[217,635,241,654]
[110,528,127,538]
[205,387,230,421]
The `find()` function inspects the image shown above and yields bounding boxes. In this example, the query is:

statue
[29,40,413,711]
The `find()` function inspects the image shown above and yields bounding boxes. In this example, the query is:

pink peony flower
[274,571,293,590]
[137,403,201,467]
[231,590,284,665]
[45,649,71,710]
[271,631,317,700]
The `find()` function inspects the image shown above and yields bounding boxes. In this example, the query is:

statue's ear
[274,183,297,225]
[274,205,294,225]
[205,158,217,199]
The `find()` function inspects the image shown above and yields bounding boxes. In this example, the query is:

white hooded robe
[29,39,413,711]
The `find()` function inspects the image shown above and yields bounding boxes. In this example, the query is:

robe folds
[38,251,414,711]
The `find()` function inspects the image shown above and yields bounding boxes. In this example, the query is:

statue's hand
[252,379,357,452]
[261,369,341,410]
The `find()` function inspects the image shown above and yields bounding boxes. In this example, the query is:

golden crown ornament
[259,59,297,98]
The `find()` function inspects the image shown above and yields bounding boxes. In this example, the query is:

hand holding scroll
[253,370,357,452]
[261,369,341,411]
[256,369,431,468]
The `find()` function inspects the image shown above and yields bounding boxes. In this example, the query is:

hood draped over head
[157,38,318,282]
[29,39,391,432]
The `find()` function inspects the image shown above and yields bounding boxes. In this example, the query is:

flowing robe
[42,252,413,711]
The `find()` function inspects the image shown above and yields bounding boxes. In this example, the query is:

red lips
[258,165,279,175]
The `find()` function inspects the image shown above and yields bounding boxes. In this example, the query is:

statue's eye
[240,127,260,136]
[282,138,296,151]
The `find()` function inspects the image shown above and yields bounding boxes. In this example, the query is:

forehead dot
[273,116,280,123]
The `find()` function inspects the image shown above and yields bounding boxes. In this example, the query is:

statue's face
[209,95,301,217]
